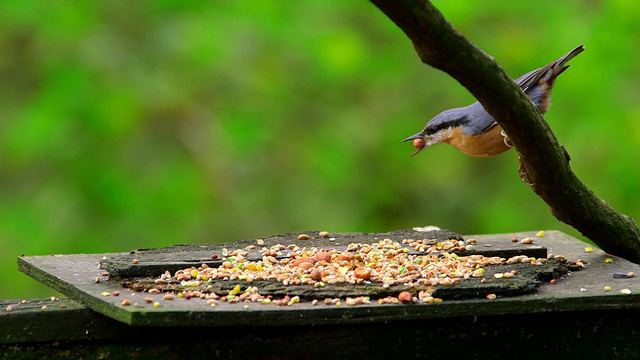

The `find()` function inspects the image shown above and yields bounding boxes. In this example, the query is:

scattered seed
[621,289,632,295]
[112,291,120,296]
[585,247,593,253]
[315,250,331,262]
[289,296,300,305]
[94,277,100,283]
[580,288,587,292]
[101,272,109,277]
[121,299,131,306]
[153,302,160,308]
[319,231,329,238]
[511,237,518,243]
[229,285,241,295]
[536,231,545,237]
[486,294,497,300]
[605,258,614,263]
[148,288,161,294]
[100,292,111,297]
[163,294,175,301]
[144,297,153,303]
[132,259,139,265]
[465,245,475,251]
[338,251,354,261]
[398,291,412,304]
[292,257,315,267]
[41,306,47,310]
[521,238,534,244]
[298,262,314,271]
[629,272,636,278]
[604,286,612,292]
[354,267,372,280]
[550,279,557,285]
[298,234,310,240]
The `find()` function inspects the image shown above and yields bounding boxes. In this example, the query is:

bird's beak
[402,133,429,157]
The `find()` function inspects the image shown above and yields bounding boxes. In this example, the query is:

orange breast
[444,125,511,158]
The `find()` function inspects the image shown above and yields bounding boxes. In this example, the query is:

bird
[403,45,585,158]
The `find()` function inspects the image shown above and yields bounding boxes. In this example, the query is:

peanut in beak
[402,134,428,157]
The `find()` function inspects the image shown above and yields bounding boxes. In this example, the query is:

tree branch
[370,0,640,262]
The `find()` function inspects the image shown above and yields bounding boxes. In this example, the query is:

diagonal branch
[370,0,640,262]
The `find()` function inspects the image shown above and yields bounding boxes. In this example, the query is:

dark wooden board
[5,297,640,359]
[0,297,139,344]
[17,230,640,327]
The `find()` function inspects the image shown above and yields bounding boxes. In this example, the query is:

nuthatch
[403,45,585,157]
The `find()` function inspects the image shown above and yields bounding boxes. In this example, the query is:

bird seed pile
[145,236,551,307]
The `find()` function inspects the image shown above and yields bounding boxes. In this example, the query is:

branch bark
[370,0,640,262]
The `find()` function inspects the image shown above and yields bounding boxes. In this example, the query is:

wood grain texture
[16,230,640,327]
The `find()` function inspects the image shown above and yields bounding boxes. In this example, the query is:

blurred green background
[1,1,639,299]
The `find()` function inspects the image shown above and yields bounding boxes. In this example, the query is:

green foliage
[1,1,639,299]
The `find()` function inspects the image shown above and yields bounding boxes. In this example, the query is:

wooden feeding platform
[4,229,640,359]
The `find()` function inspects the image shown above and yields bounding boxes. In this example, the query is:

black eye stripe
[426,116,468,135]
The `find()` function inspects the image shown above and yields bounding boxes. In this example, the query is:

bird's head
[402,108,469,156]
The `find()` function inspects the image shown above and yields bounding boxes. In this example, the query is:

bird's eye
[424,126,436,135]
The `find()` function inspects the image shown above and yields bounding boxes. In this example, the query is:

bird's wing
[465,102,499,134]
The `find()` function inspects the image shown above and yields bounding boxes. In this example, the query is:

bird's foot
[518,158,535,187]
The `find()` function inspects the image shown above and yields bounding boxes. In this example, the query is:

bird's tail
[551,44,585,77]
[515,44,585,92]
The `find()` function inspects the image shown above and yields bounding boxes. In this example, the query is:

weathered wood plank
[17,230,640,328]
[0,298,140,344]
